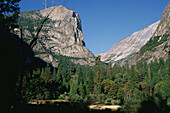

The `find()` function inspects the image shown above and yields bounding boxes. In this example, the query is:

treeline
[140,34,169,54]
[16,55,170,113]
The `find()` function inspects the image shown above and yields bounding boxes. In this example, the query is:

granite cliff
[128,2,170,66]
[97,21,159,65]
[16,5,95,67]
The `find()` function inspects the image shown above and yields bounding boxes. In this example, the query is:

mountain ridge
[96,21,160,65]
[128,2,170,66]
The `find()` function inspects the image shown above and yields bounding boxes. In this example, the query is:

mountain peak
[17,6,95,67]
[97,21,159,65]
[153,2,170,37]
[57,5,69,9]
[128,2,170,66]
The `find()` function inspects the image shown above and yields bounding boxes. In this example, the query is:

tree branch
[29,6,57,49]
[29,0,67,49]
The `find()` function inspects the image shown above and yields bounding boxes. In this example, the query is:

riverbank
[27,100,122,112]
[89,105,122,111]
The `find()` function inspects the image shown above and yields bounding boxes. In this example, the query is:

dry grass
[89,105,122,111]
[28,100,70,104]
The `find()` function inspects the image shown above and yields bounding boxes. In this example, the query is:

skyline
[20,0,169,54]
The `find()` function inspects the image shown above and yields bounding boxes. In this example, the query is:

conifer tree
[107,62,112,79]
[79,81,84,97]
[94,56,101,96]
[56,66,62,83]
[87,69,94,94]
[69,74,78,98]
[41,64,51,84]
[52,68,57,81]
[148,65,152,96]
[0,0,21,30]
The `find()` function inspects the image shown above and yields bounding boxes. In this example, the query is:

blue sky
[20,0,169,55]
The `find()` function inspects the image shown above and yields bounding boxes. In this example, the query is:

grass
[28,99,70,105]
[89,104,122,111]
[27,99,122,112]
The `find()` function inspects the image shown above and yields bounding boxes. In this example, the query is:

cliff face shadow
[0,24,48,112]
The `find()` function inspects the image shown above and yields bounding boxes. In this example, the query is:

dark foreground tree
[0,0,21,30]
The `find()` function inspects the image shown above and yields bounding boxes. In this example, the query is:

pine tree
[99,62,106,81]
[129,65,137,86]
[79,81,84,97]
[148,65,152,96]
[41,64,51,84]
[56,66,62,83]
[69,74,78,98]
[76,65,82,83]
[94,56,101,96]
[67,62,73,81]
[0,0,21,30]
[87,69,94,94]
[52,68,57,81]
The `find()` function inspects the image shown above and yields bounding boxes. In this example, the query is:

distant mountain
[96,21,159,65]
[128,2,170,66]
[16,5,95,67]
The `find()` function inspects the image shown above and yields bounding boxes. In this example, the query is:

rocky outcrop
[17,5,95,67]
[97,21,159,65]
[153,2,170,37]
[128,2,170,66]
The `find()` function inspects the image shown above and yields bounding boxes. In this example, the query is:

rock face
[97,21,159,65]
[128,2,170,66]
[153,2,170,37]
[17,5,95,67]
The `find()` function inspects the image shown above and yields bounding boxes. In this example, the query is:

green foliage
[84,94,96,105]
[16,52,170,112]
[160,76,170,100]
[140,34,169,54]
[123,89,150,113]
[111,99,121,105]
[100,79,117,98]
[0,0,21,30]
[70,94,83,102]
[97,93,107,104]
[58,92,70,100]
[69,74,78,98]
[17,10,55,44]
[41,64,52,84]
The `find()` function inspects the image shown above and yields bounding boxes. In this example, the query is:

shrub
[97,94,107,104]
[106,98,112,104]
[84,94,96,105]
[167,97,170,106]
[58,92,70,100]
[111,99,121,105]
[72,94,83,102]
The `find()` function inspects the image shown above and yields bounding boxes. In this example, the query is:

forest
[0,1,169,113]
[16,54,170,113]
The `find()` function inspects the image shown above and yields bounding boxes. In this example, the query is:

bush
[105,98,121,105]
[106,98,112,105]
[111,99,121,105]
[58,92,70,100]
[84,94,96,105]
[97,94,107,104]
[167,97,170,106]
[69,94,83,102]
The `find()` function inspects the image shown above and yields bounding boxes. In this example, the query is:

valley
[0,1,169,113]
